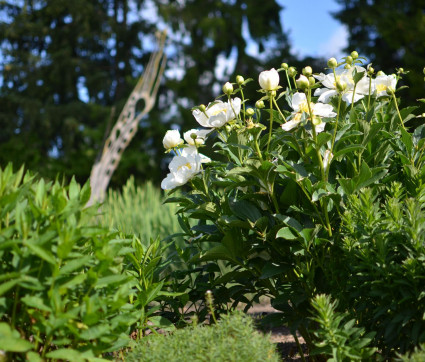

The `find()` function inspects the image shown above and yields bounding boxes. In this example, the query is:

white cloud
[318,25,349,60]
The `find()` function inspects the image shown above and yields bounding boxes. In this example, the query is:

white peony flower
[314,66,370,105]
[183,129,211,146]
[163,129,184,150]
[373,73,397,97]
[282,92,336,133]
[161,147,210,190]
[192,98,241,128]
[258,68,280,91]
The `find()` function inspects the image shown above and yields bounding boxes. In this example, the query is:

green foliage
[0,164,175,360]
[336,183,425,356]
[310,294,377,361]
[99,176,183,245]
[334,0,425,110]
[125,311,280,362]
[0,0,292,186]
[162,56,425,358]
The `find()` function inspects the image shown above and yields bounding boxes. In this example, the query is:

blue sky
[279,0,349,59]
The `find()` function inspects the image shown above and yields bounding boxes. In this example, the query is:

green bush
[0,164,173,361]
[160,55,425,358]
[99,176,183,245]
[125,311,280,362]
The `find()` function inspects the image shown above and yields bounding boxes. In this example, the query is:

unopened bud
[386,87,395,95]
[223,82,233,94]
[308,76,316,86]
[346,56,353,65]
[199,104,206,112]
[246,108,255,116]
[302,66,313,77]
[327,57,338,69]
[377,70,385,76]
[255,100,265,109]
[296,74,309,90]
[190,133,197,140]
[368,66,375,75]
[350,51,359,59]
[288,67,297,78]
[423,67,425,75]
[397,68,404,74]
[336,80,347,92]
[281,62,289,70]
[236,75,244,85]
[344,64,351,69]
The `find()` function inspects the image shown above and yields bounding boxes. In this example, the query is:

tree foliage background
[0,0,424,187]
[333,0,425,109]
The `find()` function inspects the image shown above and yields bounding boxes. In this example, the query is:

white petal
[313,103,336,118]
[291,92,307,111]
[315,122,326,133]
[317,89,338,104]
[281,119,300,131]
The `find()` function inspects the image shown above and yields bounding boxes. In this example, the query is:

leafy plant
[160,54,425,358]
[0,164,176,361]
[310,294,377,361]
[124,311,280,362]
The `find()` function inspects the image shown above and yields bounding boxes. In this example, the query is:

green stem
[285,70,292,91]
[294,334,307,362]
[367,75,372,112]
[254,134,263,161]
[273,97,287,122]
[350,82,358,110]
[328,94,342,180]
[391,91,406,130]
[266,94,274,153]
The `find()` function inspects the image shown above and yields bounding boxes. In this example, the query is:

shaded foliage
[0,0,293,186]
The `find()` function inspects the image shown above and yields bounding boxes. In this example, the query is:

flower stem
[267,94,274,153]
[273,97,287,122]
[285,70,292,91]
[391,92,406,130]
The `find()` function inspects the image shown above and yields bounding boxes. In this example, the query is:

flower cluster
[161,52,402,191]
[161,98,241,190]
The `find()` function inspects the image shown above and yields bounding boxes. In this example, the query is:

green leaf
[276,227,298,240]
[148,316,176,331]
[21,296,51,312]
[260,262,290,279]
[0,323,33,352]
[24,240,56,265]
[333,144,364,159]
[195,244,236,263]
[229,198,261,223]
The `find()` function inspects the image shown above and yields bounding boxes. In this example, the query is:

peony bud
[223,82,233,95]
[346,56,353,65]
[376,71,385,76]
[327,57,338,69]
[236,75,244,85]
[288,67,297,78]
[368,66,375,76]
[296,74,309,90]
[258,68,280,91]
[308,76,316,86]
[255,100,265,109]
[281,63,289,70]
[246,108,255,116]
[302,66,313,77]
[350,51,359,59]
[199,104,206,112]
[163,129,184,150]
[336,80,347,92]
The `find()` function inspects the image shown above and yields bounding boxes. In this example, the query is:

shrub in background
[125,311,280,362]
[99,176,183,246]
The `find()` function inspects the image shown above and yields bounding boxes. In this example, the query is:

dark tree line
[1,0,424,186]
